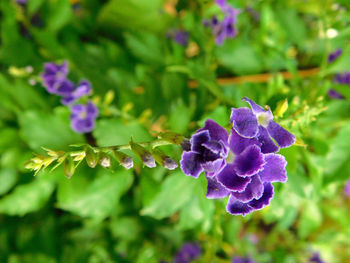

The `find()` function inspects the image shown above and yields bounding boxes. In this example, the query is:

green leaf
[19,108,84,152]
[28,0,45,16]
[0,168,18,196]
[57,169,133,219]
[327,49,350,74]
[8,253,56,263]
[47,0,73,32]
[298,201,322,239]
[169,100,192,134]
[0,176,55,216]
[94,119,152,146]
[141,171,197,219]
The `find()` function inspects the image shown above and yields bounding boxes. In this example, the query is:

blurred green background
[1,0,350,262]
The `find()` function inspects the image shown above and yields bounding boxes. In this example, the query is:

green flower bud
[151,148,178,170]
[129,140,156,168]
[99,152,111,168]
[85,146,98,168]
[64,156,75,179]
[159,132,185,145]
[112,150,133,169]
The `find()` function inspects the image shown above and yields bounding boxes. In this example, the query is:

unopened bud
[180,139,191,152]
[113,150,134,169]
[151,148,178,170]
[129,141,156,168]
[85,146,98,168]
[99,152,111,168]
[64,156,75,179]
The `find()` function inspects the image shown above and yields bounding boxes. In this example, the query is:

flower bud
[129,141,156,168]
[112,150,134,169]
[180,139,191,152]
[99,152,111,168]
[64,156,75,179]
[151,148,178,170]
[85,146,98,168]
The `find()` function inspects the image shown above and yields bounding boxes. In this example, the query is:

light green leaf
[57,169,133,219]
[141,171,197,219]
[169,100,192,134]
[47,0,73,32]
[0,176,55,216]
[298,200,322,239]
[0,168,18,196]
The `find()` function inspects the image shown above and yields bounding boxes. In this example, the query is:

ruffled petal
[258,154,287,183]
[233,145,265,177]
[226,195,253,216]
[191,130,210,153]
[248,182,274,210]
[229,128,261,155]
[267,121,296,148]
[230,108,259,138]
[242,97,265,114]
[198,119,229,144]
[231,175,264,202]
[180,152,203,178]
[257,126,279,154]
[202,140,227,157]
[202,158,226,177]
[217,164,251,191]
[206,175,230,199]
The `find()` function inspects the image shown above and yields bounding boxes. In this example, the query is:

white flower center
[257,112,272,128]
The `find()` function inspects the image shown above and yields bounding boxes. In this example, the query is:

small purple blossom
[61,80,92,105]
[170,30,190,46]
[16,0,27,4]
[41,61,69,94]
[204,0,240,45]
[328,49,342,63]
[344,180,350,197]
[70,101,98,133]
[180,98,294,216]
[309,252,326,263]
[328,89,344,100]
[173,243,201,263]
[232,256,256,263]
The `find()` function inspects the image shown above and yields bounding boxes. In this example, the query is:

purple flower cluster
[180,98,295,216]
[173,243,201,263]
[328,49,350,99]
[41,61,98,133]
[203,0,239,45]
[232,256,256,263]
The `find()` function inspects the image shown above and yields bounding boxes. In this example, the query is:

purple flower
[180,119,229,178]
[204,0,239,45]
[70,101,98,133]
[16,0,27,4]
[344,180,350,197]
[328,49,342,63]
[174,243,201,263]
[334,72,350,85]
[309,252,326,263]
[328,89,344,100]
[231,97,295,153]
[180,98,294,216]
[41,61,71,95]
[61,80,92,105]
[171,30,189,46]
[232,256,256,263]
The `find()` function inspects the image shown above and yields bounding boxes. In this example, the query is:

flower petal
[202,140,227,157]
[267,121,296,148]
[206,175,230,199]
[257,126,279,154]
[231,175,264,202]
[202,158,225,177]
[217,164,251,191]
[226,195,253,216]
[258,154,287,183]
[180,152,203,178]
[248,182,274,210]
[229,128,261,155]
[242,97,265,114]
[230,107,258,138]
[233,145,265,177]
[191,130,210,153]
[198,119,229,144]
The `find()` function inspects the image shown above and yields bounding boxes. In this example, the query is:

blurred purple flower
[16,0,27,4]
[173,243,201,263]
[309,252,326,263]
[328,89,344,100]
[328,49,342,63]
[232,256,256,263]
[41,61,70,95]
[344,180,350,197]
[70,101,98,133]
[170,30,190,46]
[204,0,239,45]
[61,80,92,105]
[180,98,294,216]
